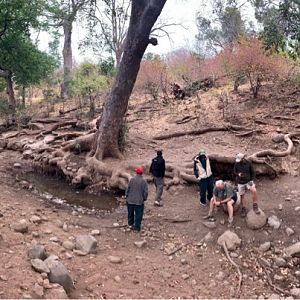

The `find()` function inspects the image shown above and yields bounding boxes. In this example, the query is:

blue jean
[198,176,214,204]
[127,203,144,231]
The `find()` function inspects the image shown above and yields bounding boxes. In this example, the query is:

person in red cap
[125,166,148,232]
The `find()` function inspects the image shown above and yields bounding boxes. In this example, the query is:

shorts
[238,182,255,196]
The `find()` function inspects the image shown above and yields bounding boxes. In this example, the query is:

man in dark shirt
[125,167,148,232]
[233,153,260,217]
[204,180,237,226]
[150,150,165,206]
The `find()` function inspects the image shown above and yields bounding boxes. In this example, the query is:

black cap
[157,150,162,156]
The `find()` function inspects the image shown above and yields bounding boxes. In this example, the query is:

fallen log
[272,115,296,121]
[234,129,263,137]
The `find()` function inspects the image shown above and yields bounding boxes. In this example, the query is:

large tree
[94,0,167,160]
[0,0,55,112]
[44,0,94,98]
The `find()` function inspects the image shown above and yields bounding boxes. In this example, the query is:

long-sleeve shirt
[125,175,148,205]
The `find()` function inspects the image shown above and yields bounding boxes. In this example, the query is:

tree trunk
[21,85,26,108]
[61,20,73,99]
[4,71,16,113]
[95,0,167,159]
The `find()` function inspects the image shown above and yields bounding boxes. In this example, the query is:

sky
[39,0,255,63]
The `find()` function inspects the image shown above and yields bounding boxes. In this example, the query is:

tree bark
[95,0,167,159]
[2,70,16,113]
[21,86,26,108]
[60,19,73,99]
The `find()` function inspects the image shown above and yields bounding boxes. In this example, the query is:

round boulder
[246,208,267,230]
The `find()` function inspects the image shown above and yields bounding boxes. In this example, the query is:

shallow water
[24,172,119,211]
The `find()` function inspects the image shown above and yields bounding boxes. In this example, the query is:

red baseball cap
[135,167,143,174]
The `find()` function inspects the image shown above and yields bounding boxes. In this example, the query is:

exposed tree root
[222,241,242,298]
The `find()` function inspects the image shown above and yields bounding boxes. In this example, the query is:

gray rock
[22,150,33,160]
[268,215,281,229]
[44,284,68,299]
[182,274,190,280]
[203,232,213,242]
[91,230,100,236]
[13,163,22,168]
[290,288,300,298]
[33,283,44,298]
[20,181,31,189]
[295,270,300,278]
[285,242,300,257]
[286,227,295,236]
[216,271,226,281]
[230,252,239,258]
[180,258,188,265]
[260,258,272,268]
[274,257,287,267]
[107,256,122,264]
[62,241,75,251]
[273,274,284,281]
[48,261,74,293]
[114,275,121,282]
[31,259,50,274]
[44,255,59,269]
[272,133,285,143]
[0,139,7,149]
[49,236,59,243]
[202,221,216,229]
[134,240,147,248]
[246,209,267,230]
[217,230,241,251]
[268,294,280,299]
[11,219,28,233]
[259,242,271,252]
[28,245,47,260]
[294,206,300,212]
[75,235,97,254]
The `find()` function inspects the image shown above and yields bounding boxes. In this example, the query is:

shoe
[253,203,261,214]
[208,216,216,222]
[228,217,233,227]
[203,214,211,220]
[154,201,162,207]
[241,207,247,218]
[200,202,207,207]
[132,228,140,233]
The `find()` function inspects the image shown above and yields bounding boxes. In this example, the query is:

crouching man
[204,180,237,226]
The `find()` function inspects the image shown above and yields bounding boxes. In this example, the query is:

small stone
[20,181,30,189]
[217,230,241,251]
[203,232,213,242]
[44,284,68,299]
[286,227,295,237]
[75,235,97,254]
[182,274,190,280]
[202,221,216,229]
[230,252,239,258]
[62,223,68,232]
[285,197,291,201]
[268,215,281,229]
[285,242,300,257]
[134,240,147,248]
[259,242,271,252]
[49,236,59,243]
[294,206,300,212]
[28,245,47,260]
[11,219,28,234]
[65,252,73,259]
[114,275,121,282]
[0,275,8,281]
[43,279,52,289]
[13,163,21,169]
[274,257,287,267]
[113,223,119,227]
[91,230,100,236]
[32,231,40,238]
[180,258,188,265]
[295,271,300,278]
[290,288,300,298]
[31,259,50,274]
[273,274,284,281]
[108,256,122,264]
[260,258,271,267]
[278,204,283,211]
[62,241,75,251]
[33,283,44,298]
[30,215,42,224]
[268,294,280,299]
[22,294,32,299]
[216,271,226,281]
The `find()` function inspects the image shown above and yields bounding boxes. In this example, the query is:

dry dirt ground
[0,82,299,299]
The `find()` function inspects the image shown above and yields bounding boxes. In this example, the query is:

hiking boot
[253,203,260,215]
[154,201,162,207]
[241,207,247,218]
[208,216,216,222]
[228,217,233,227]
[203,214,212,220]
[200,202,207,207]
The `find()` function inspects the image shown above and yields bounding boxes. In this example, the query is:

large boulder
[246,209,267,230]
[75,235,97,255]
[217,230,241,251]
[28,244,47,260]
[47,260,74,293]
[285,242,300,257]
[31,258,50,274]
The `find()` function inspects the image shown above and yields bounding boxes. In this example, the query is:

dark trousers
[198,176,214,204]
[127,203,144,231]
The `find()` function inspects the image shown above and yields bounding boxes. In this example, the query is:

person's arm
[220,197,232,204]
[125,179,132,198]
[143,182,148,201]
[149,161,153,174]
[249,161,255,181]
[220,185,234,203]
[162,159,165,177]
[193,161,199,178]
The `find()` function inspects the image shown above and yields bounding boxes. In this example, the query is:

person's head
[157,150,163,156]
[135,167,143,175]
[215,180,225,190]
[198,149,206,158]
[236,153,245,163]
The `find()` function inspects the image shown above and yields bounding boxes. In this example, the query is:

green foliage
[99,57,116,77]
[0,97,10,117]
[0,78,5,92]
[254,0,300,58]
